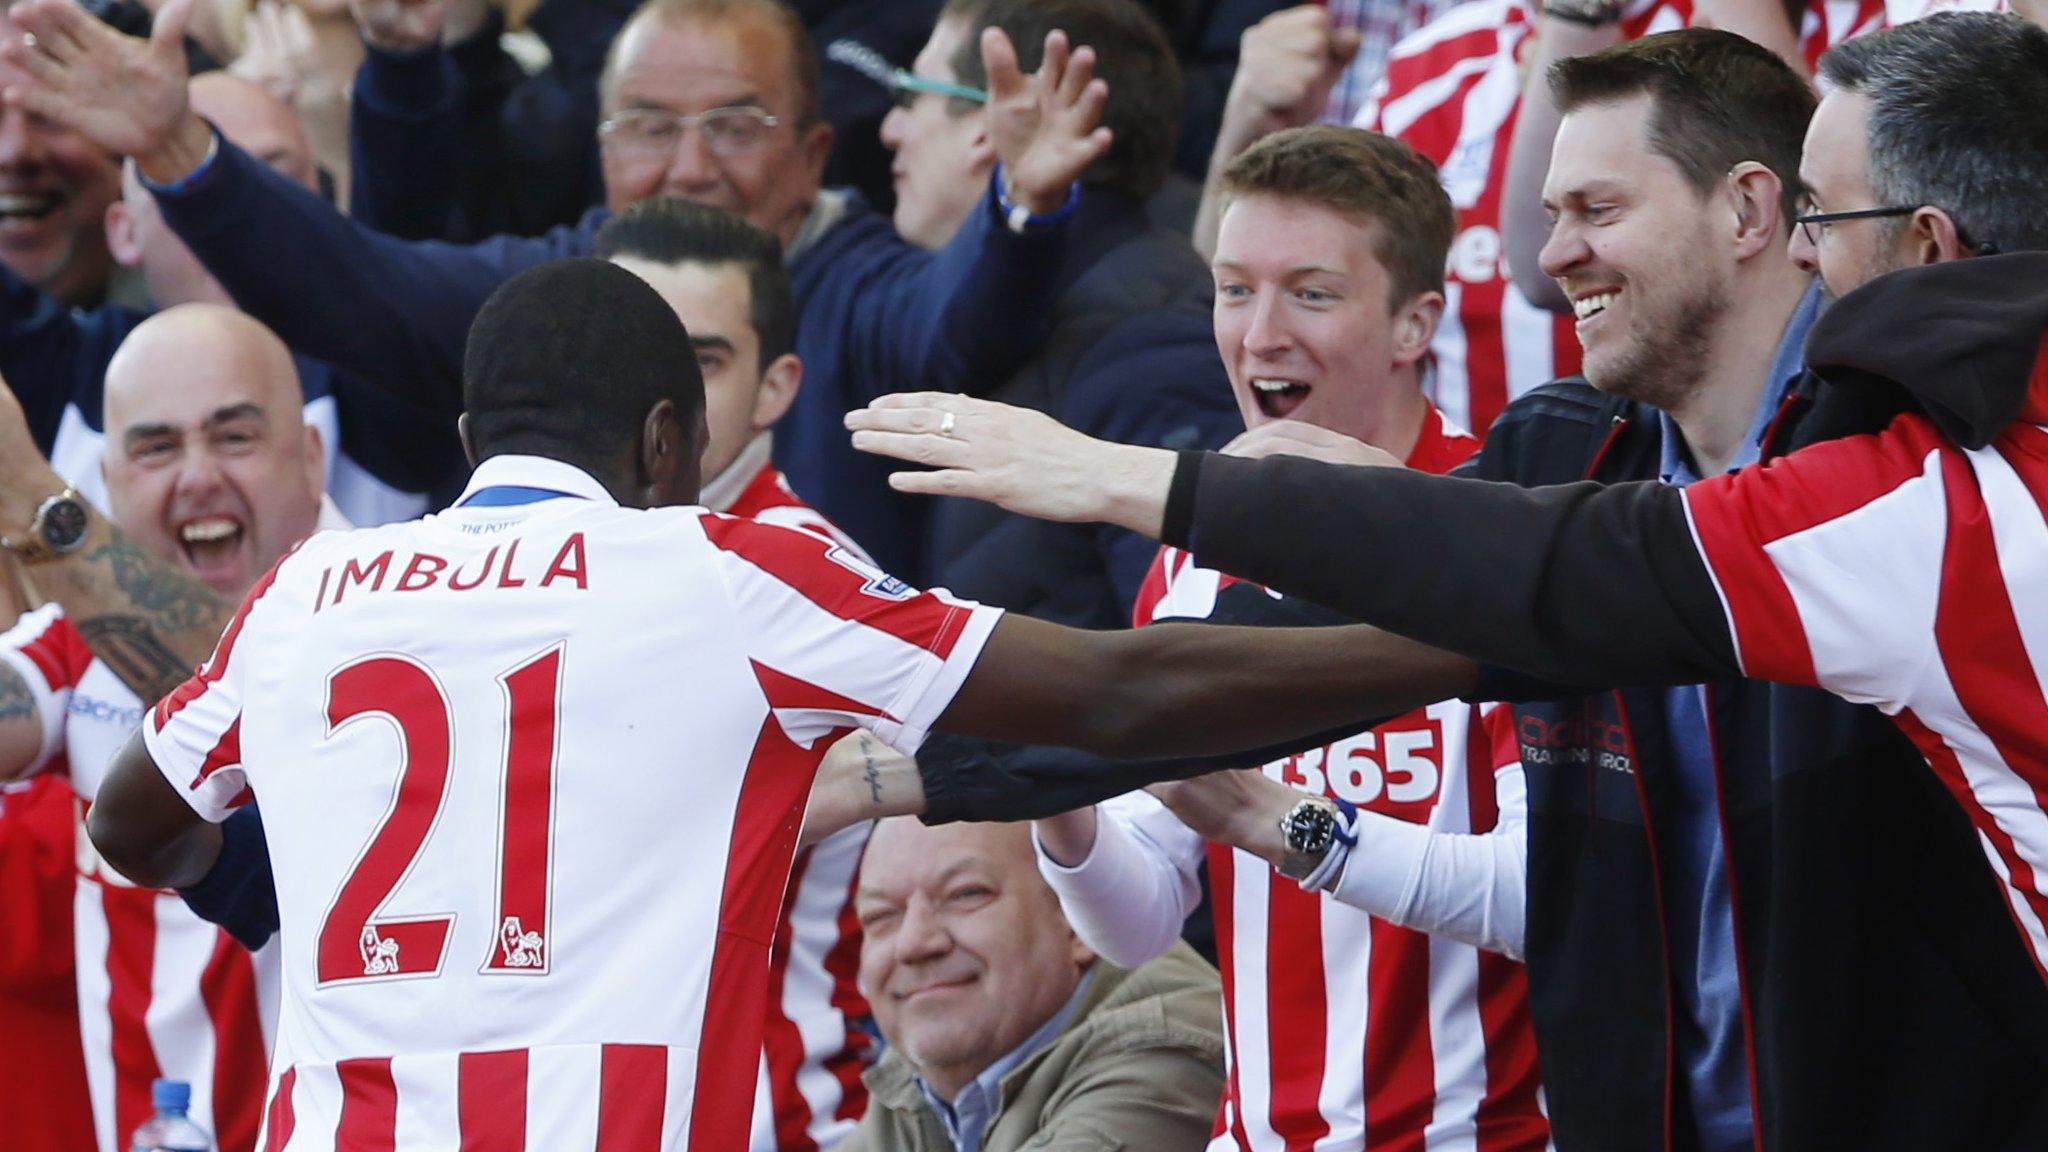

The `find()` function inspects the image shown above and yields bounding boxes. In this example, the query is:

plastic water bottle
[129,1080,215,1152]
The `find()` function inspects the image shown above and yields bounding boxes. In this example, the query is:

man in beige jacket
[848,817,1224,1151]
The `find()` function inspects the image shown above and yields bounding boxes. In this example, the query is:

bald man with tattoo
[0,304,338,1152]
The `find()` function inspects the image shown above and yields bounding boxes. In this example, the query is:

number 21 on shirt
[315,644,564,986]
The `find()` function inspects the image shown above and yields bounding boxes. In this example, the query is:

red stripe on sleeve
[334,1057,398,1152]
[100,885,163,1148]
[458,1049,528,1152]
[598,1045,669,1152]
[13,613,92,694]
[1673,422,1945,686]
[751,660,897,725]
[700,515,970,659]
[261,1068,297,1152]
[190,717,244,790]
[199,930,267,1152]
[154,553,292,729]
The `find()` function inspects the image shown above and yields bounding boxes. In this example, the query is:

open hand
[982,27,1112,216]
[846,393,1175,534]
[0,0,196,161]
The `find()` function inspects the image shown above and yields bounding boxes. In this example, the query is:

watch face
[1285,803,1337,856]
[40,497,89,552]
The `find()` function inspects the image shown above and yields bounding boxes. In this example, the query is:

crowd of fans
[0,0,2045,1149]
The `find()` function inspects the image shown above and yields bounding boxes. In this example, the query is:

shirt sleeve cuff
[136,126,223,198]
[1328,810,1434,921]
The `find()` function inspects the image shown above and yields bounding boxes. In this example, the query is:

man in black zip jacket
[841,20,2048,1152]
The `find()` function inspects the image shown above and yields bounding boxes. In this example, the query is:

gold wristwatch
[0,486,90,565]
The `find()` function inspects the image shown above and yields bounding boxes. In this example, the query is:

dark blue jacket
[150,135,1066,577]
[0,265,467,520]
[348,0,628,241]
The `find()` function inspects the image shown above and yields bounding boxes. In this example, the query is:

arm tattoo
[84,534,229,633]
[74,618,198,705]
[860,734,883,803]
[0,663,35,724]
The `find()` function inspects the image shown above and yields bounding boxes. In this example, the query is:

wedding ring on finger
[21,32,36,51]
[938,412,957,438]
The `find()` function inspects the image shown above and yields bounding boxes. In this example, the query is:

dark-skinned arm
[88,730,221,890]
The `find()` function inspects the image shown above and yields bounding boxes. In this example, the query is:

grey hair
[1817,13,2048,255]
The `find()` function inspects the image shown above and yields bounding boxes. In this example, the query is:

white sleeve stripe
[1680,494,1747,675]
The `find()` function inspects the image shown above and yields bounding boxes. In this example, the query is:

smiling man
[0,304,334,1152]
[850,817,1223,1151]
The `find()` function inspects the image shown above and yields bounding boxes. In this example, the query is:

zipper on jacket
[1584,414,1631,479]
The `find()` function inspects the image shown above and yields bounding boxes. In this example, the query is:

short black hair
[594,198,795,371]
[1551,28,1814,228]
[463,259,705,475]
[1818,13,2048,255]
[943,0,1182,199]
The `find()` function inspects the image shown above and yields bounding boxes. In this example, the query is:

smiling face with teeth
[99,306,325,598]
[1538,95,1733,412]
[1211,194,1440,448]
[0,12,119,306]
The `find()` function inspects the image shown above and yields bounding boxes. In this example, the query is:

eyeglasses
[824,38,989,112]
[1795,199,1999,255]
[598,106,784,160]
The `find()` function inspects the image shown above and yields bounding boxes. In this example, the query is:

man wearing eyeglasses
[843,22,2048,1152]
[0,0,1112,578]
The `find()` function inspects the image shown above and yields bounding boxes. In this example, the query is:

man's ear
[301,422,325,496]
[1391,291,1445,370]
[1726,162,1785,262]
[800,119,835,183]
[641,398,682,490]
[750,353,803,432]
[105,202,142,269]
[457,413,479,469]
[1906,206,1973,267]
[966,109,998,176]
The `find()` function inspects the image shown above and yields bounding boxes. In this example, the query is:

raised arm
[2,0,576,406]
[821,29,1111,402]
[1499,14,1616,314]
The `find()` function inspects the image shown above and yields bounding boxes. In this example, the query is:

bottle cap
[151,1079,192,1114]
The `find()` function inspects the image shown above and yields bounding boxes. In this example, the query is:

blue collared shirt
[914,968,1095,1152]
[1652,281,1824,1152]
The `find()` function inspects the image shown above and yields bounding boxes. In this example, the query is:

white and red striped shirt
[141,454,1001,1152]
[0,605,277,1152]
[1682,368,2048,987]
[1356,0,1889,437]
[710,440,872,1152]
[1043,412,1549,1151]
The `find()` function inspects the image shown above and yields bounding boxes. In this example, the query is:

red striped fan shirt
[1683,374,2048,986]
[1047,410,1550,1151]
